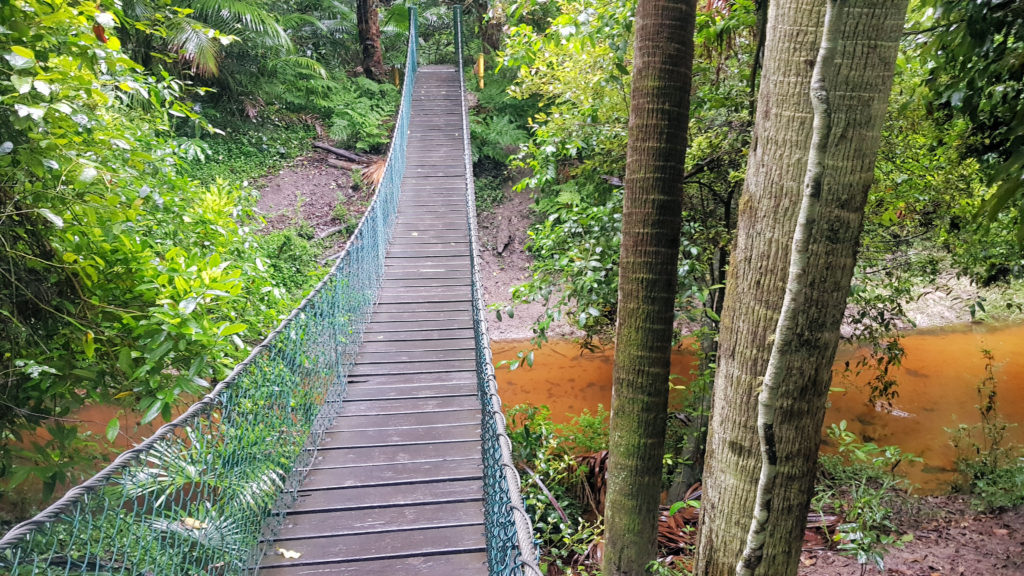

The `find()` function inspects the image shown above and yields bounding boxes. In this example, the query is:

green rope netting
[0,13,418,576]
[454,8,542,576]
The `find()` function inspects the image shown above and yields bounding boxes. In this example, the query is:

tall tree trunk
[693,2,908,576]
[357,0,386,82]
[603,1,697,575]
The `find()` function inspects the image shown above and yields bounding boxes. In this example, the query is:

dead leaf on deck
[277,548,301,559]
[181,517,208,530]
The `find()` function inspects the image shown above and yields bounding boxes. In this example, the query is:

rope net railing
[455,7,542,576]
[0,10,418,575]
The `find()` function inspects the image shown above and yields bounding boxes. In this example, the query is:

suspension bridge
[0,9,540,576]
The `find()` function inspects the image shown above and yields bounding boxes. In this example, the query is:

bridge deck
[259,66,488,575]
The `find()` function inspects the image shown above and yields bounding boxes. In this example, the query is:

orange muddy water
[492,322,1024,493]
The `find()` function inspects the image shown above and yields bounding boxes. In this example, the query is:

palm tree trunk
[694,2,908,575]
[602,1,697,574]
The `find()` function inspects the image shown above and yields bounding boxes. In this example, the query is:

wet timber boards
[258,66,488,575]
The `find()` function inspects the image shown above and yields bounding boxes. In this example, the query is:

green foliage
[509,188,623,344]
[917,0,1024,241]
[948,349,1024,511]
[471,113,528,163]
[497,0,755,343]
[0,0,293,499]
[260,230,322,295]
[815,421,920,574]
[506,404,607,572]
[183,119,315,185]
[475,176,506,214]
[327,76,399,152]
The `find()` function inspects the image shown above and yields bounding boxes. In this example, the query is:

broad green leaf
[179,296,198,314]
[37,208,64,228]
[33,79,51,96]
[78,166,98,183]
[105,417,120,442]
[11,75,31,94]
[219,323,247,336]
[83,331,95,359]
[5,46,35,69]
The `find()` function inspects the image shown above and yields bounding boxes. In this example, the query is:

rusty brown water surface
[492,323,1024,493]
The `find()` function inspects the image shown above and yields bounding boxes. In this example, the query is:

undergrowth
[948,349,1024,511]
[184,119,315,185]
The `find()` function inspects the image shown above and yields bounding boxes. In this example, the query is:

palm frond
[279,12,328,33]
[165,17,223,77]
[190,0,292,51]
[265,55,328,80]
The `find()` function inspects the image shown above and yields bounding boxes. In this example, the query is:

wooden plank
[372,303,471,314]
[345,370,477,386]
[355,348,473,364]
[346,358,476,375]
[312,443,479,470]
[318,423,480,449]
[299,458,483,491]
[273,501,485,541]
[362,320,473,332]
[376,294,471,305]
[260,525,486,568]
[258,552,488,576]
[359,339,473,353]
[376,277,470,288]
[327,411,480,432]
[327,409,479,432]
[332,396,480,415]
[378,285,472,296]
[343,382,477,400]
[287,480,484,514]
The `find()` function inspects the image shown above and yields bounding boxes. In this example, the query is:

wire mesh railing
[0,9,418,575]
[455,7,542,576]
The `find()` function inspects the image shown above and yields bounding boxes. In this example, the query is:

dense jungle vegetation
[0,0,472,512]
[2,0,1023,573]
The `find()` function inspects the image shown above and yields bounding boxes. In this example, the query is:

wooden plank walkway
[258,66,487,575]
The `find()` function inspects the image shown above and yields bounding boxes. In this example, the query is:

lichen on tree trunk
[694,1,909,575]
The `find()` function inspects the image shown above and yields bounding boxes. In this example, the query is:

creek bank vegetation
[468,0,1024,573]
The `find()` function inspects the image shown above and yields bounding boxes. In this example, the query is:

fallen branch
[326,158,364,172]
[316,225,349,241]
[313,141,367,163]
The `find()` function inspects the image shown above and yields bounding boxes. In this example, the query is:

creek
[492,322,1024,494]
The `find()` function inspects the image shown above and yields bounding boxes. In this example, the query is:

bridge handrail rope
[0,9,418,574]
[455,7,543,576]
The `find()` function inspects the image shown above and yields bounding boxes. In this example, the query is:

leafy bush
[506,404,607,572]
[815,421,919,574]
[0,0,293,500]
[470,113,528,163]
[260,231,322,295]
